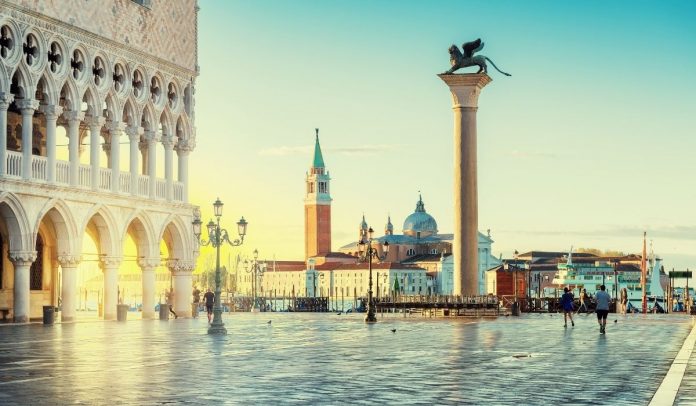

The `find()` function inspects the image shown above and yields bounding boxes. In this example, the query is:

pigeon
[336,311,342,315]
[267,320,272,325]
[614,319,617,323]
[391,328,396,333]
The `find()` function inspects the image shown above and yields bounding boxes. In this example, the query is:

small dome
[402,195,438,237]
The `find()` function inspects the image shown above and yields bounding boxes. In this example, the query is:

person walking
[203,288,215,324]
[595,284,611,334]
[561,287,574,327]
[166,289,178,319]
[577,288,589,314]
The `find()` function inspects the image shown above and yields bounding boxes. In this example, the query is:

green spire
[312,128,325,168]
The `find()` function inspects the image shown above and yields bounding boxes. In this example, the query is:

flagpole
[642,231,647,314]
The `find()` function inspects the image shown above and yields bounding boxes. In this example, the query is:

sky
[190,1,696,273]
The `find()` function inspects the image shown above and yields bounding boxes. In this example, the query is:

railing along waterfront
[1,155,185,202]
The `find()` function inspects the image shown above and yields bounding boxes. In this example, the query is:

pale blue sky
[192,1,696,272]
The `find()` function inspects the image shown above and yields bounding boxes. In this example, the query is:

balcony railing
[2,153,185,202]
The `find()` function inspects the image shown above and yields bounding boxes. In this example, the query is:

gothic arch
[104,91,121,123]
[80,85,101,117]
[0,192,32,251]
[159,108,173,136]
[122,98,137,127]
[33,198,79,256]
[10,63,35,99]
[141,103,156,131]
[0,62,9,94]
[80,204,120,258]
[122,211,156,260]
[158,214,190,262]
[36,73,59,107]
[58,78,81,113]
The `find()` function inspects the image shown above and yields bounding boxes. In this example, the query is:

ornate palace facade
[0,0,199,322]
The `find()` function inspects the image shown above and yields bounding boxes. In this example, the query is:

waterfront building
[0,0,199,321]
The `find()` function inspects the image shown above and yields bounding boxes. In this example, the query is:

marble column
[58,255,80,322]
[138,258,159,319]
[101,257,121,320]
[108,122,125,193]
[144,130,159,199]
[87,117,105,190]
[64,111,84,187]
[170,260,194,318]
[16,99,40,180]
[176,140,191,203]
[9,251,37,323]
[438,73,491,296]
[126,126,143,196]
[41,105,63,184]
[162,133,175,201]
[0,93,14,176]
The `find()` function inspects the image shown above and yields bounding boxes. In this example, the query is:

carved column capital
[58,255,81,268]
[108,121,126,134]
[40,105,64,120]
[63,110,85,123]
[85,116,106,129]
[126,126,144,142]
[161,135,177,149]
[0,93,15,110]
[168,259,195,274]
[9,251,38,266]
[175,138,195,155]
[143,130,160,144]
[100,256,122,268]
[138,257,161,270]
[15,99,40,114]
[437,74,492,108]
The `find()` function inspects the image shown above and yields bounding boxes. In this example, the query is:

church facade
[0,0,199,322]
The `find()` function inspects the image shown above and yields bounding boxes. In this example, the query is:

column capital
[107,121,126,133]
[63,110,85,123]
[144,130,160,143]
[58,255,81,267]
[138,257,161,270]
[15,98,40,113]
[9,250,37,266]
[126,126,144,142]
[40,105,64,120]
[162,135,177,149]
[438,73,492,108]
[168,259,195,274]
[0,92,15,109]
[85,116,106,128]
[100,256,122,268]
[175,138,195,154]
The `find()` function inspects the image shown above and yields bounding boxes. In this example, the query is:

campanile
[304,129,332,260]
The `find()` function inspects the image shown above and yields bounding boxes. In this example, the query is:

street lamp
[357,227,390,323]
[192,198,247,334]
[244,249,264,312]
[503,250,529,316]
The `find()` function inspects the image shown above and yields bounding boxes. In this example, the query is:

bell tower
[305,129,332,260]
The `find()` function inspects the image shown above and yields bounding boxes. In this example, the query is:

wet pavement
[0,312,693,405]
[676,323,696,406]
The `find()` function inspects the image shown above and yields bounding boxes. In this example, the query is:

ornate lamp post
[192,198,247,335]
[244,249,264,312]
[357,227,390,323]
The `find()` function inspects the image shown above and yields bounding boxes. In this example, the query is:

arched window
[406,248,415,256]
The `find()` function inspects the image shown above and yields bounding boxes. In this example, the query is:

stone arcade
[0,0,199,322]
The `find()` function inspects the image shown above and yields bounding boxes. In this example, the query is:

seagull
[391,328,396,333]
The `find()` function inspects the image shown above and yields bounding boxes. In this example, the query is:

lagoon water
[0,312,691,405]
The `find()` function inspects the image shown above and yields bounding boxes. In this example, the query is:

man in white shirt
[595,284,611,334]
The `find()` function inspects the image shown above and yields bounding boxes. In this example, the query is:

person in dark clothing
[203,288,215,323]
[166,289,177,319]
[561,287,574,327]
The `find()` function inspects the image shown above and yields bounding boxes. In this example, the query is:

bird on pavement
[267,320,272,325]
[391,328,396,333]
[614,319,617,323]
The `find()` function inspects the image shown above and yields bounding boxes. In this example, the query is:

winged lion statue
[443,38,511,76]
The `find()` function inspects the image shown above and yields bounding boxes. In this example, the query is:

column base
[207,323,227,335]
[61,315,75,323]
[104,313,116,321]
[142,311,156,320]
[13,315,28,323]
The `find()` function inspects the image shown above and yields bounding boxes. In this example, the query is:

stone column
[58,255,80,322]
[101,256,121,320]
[0,93,14,176]
[170,260,194,318]
[138,258,159,319]
[438,73,492,296]
[16,99,40,180]
[9,251,37,323]
[162,133,175,201]
[87,116,106,190]
[144,130,159,199]
[41,105,63,184]
[108,122,125,193]
[64,111,84,187]
[176,140,192,203]
[126,126,143,196]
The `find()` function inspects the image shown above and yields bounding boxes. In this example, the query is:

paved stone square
[0,312,693,405]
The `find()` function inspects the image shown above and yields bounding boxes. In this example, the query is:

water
[0,312,692,405]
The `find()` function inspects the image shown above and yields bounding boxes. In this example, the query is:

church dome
[402,195,438,238]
